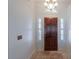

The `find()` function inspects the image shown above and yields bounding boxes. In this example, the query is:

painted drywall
[66,5,71,59]
[8,0,35,59]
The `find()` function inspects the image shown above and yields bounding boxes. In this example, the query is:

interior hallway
[8,0,71,59]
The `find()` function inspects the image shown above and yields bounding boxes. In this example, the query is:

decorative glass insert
[60,18,64,40]
[38,18,42,40]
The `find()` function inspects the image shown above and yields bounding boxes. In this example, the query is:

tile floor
[31,50,67,59]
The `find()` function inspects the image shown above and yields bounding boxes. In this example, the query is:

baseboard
[28,49,36,59]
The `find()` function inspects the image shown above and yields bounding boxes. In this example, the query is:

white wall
[8,0,35,59]
[58,5,71,59]
[66,5,71,59]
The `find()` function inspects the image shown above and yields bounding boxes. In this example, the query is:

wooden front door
[44,17,58,51]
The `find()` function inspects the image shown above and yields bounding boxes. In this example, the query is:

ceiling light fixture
[44,0,58,12]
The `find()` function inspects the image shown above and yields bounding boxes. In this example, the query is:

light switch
[17,35,22,40]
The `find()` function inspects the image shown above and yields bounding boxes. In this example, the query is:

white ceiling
[33,0,71,14]
[34,0,71,7]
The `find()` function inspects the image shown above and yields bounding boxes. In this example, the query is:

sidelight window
[60,18,64,40]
